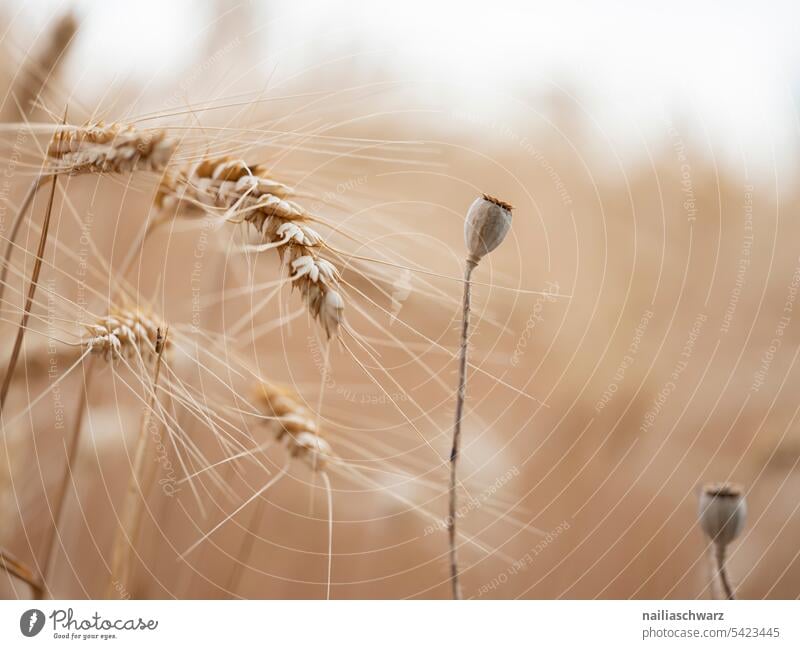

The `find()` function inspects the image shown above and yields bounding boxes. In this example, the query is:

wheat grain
[158,156,344,337]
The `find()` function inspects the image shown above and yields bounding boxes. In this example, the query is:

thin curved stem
[179,459,290,560]
[715,543,735,600]
[0,174,50,307]
[225,460,287,595]
[448,258,476,600]
[1,546,43,597]
[118,217,163,281]
[321,470,333,601]
[0,171,58,415]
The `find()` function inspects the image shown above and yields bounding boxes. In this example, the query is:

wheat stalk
[106,327,169,599]
[0,546,43,597]
[0,159,59,414]
[157,156,344,337]
[38,356,96,599]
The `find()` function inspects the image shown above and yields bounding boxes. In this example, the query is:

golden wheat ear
[83,309,169,364]
[157,156,345,337]
[220,380,334,595]
[254,380,332,467]
[48,122,177,175]
[0,122,178,308]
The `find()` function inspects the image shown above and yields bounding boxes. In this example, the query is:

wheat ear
[226,381,333,594]
[0,122,176,310]
[157,157,344,337]
[48,122,176,175]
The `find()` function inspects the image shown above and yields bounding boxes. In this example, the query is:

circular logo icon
[20,609,45,637]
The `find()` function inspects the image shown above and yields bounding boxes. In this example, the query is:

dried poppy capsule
[464,194,513,265]
[698,482,746,547]
[698,482,746,599]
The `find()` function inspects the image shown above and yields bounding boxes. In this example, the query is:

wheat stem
[0,168,59,415]
[106,328,168,598]
[225,464,289,595]
[0,546,43,597]
[38,356,96,598]
[0,173,50,307]
[448,258,476,600]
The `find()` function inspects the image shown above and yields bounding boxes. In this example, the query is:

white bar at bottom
[0,600,796,648]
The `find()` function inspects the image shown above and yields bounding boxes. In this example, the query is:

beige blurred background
[1,0,800,599]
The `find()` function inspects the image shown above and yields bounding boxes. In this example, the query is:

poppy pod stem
[448,195,512,599]
[714,543,735,600]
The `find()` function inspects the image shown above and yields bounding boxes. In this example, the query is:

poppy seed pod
[698,483,746,547]
[464,194,513,264]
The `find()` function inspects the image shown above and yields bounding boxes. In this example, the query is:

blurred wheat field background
[1,1,800,599]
